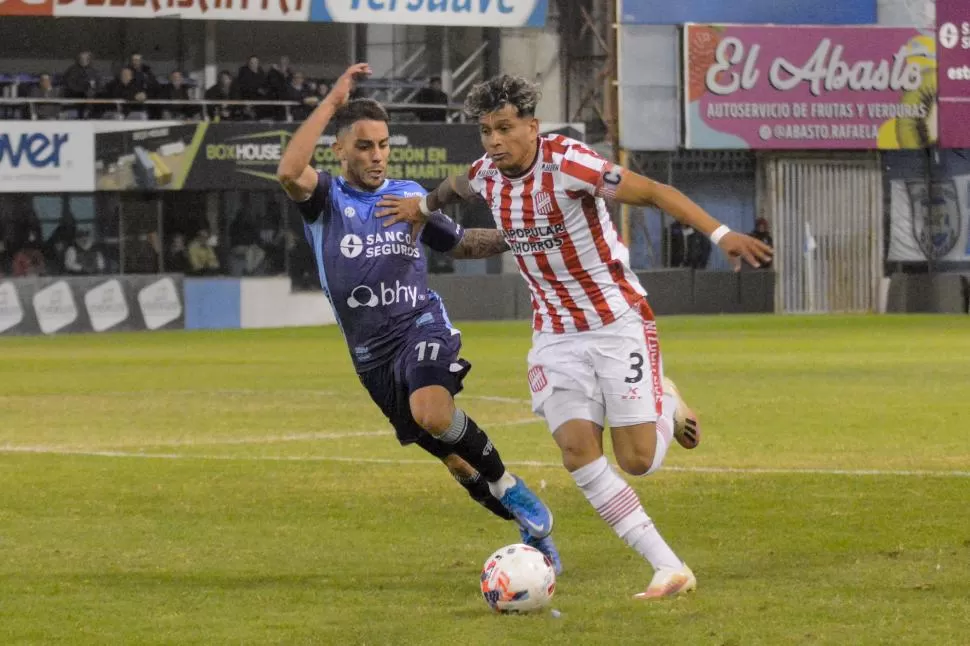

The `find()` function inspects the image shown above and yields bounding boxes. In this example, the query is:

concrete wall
[885,273,970,314]
[179,270,777,332]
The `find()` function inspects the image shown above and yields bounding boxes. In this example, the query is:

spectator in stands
[236,55,269,120]
[45,208,77,274]
[159,70,196,120]
[188,228,221,275]
[166,233,190,274]
[284,71,318,121]
[205,70,238,121]
[266,56,292,114]
[28,73,61,120]
[12,230,45,277]
[413,76,449,122]
[749,218,773,269]
[62,51,99,119]
[229,209,265,276]
[64,230,106,275]
[127,53,159,98]
[686,229,712,269]
[105,68,147,119]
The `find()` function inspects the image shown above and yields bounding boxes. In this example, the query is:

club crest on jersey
[344,206,356,218]
[534,191,554,216]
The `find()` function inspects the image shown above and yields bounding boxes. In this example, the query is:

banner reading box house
[0,122,95,193]
[0,275,184,336]
[683,25,938,150]
[95,122,483,192]
[937,0,970,148]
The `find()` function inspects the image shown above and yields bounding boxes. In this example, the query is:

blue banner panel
[310,0,547,27]
[619,0,876,25]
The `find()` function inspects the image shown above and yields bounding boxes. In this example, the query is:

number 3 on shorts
[625,352,643,384]
[416,341,440,362]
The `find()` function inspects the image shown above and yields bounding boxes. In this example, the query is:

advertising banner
[684,25,938,150]
[95,122,484,191]
[0,0,52,15]
[0,274,184,336]
[0,122,95,193]
[620,0,875,26]
[310,0,546,27]
[886,151,970,262]
[1,0,543,24]
[937,0,970,148]
[51,0,308,20]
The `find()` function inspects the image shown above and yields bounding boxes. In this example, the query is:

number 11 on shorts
[416,341,440,361]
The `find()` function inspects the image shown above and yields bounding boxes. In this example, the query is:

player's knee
[614,441,657,476]
[410,387,455,436]
[615,451,654,476]
[555,429,602,472]
[413,406,452,435]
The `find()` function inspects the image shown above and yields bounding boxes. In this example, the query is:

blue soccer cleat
[499,475,553,539]
[519,524,563,575]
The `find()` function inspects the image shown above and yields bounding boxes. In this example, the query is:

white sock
[662,392,677,424]
[647,416,673,474]
[487,471,517,498]
[571,456,682,571]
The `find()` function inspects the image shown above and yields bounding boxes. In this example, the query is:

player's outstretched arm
[610,170,773,270]
[376,172,475,231]
[276,62,371,202]
[450,229,510,259]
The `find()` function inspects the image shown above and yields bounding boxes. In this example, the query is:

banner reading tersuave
[684,25,938,150]
[937,0,970,148]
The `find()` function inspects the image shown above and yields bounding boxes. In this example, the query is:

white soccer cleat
[663,377,701,449]
[633,564,697,600]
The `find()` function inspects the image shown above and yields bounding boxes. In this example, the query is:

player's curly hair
[332,98,389,135]
[463,74,542,120]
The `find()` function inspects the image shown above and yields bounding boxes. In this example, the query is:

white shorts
[526,301,665,431]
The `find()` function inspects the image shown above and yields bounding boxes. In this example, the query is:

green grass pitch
[1,314,969,645]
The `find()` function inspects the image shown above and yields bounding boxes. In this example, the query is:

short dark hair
[332,99,389,136]
[464,74,541,120]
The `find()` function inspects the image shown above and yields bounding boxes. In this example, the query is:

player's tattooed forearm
[451,229,510,259]
[429,174,473,211]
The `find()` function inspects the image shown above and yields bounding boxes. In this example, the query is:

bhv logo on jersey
[346,281,421,308]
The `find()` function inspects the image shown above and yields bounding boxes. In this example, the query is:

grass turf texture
[1,314,968,645]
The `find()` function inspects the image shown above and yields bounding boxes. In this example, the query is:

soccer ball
[480,543,556,613]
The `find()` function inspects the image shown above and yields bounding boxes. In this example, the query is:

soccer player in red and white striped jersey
[378,75,772,600]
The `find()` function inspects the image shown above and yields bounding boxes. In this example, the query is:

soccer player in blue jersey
[276,63,560,571]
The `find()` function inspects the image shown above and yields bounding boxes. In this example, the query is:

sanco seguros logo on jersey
[339,231,420,259]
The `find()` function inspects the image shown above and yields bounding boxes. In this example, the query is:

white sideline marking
[0,390,533,406]
[1,446,968,478]
[0,418,541,452]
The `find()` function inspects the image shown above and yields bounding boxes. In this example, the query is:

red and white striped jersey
[467,134,647,334]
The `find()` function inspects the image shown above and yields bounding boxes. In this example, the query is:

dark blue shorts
[358,322,471,459]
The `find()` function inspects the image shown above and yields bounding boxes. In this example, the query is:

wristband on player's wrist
[709,224,731,245]
[418,194,433,217]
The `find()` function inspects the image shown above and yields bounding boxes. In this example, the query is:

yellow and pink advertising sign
[684,24,938,150]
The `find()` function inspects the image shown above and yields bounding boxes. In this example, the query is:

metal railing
[0,97,468,122]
